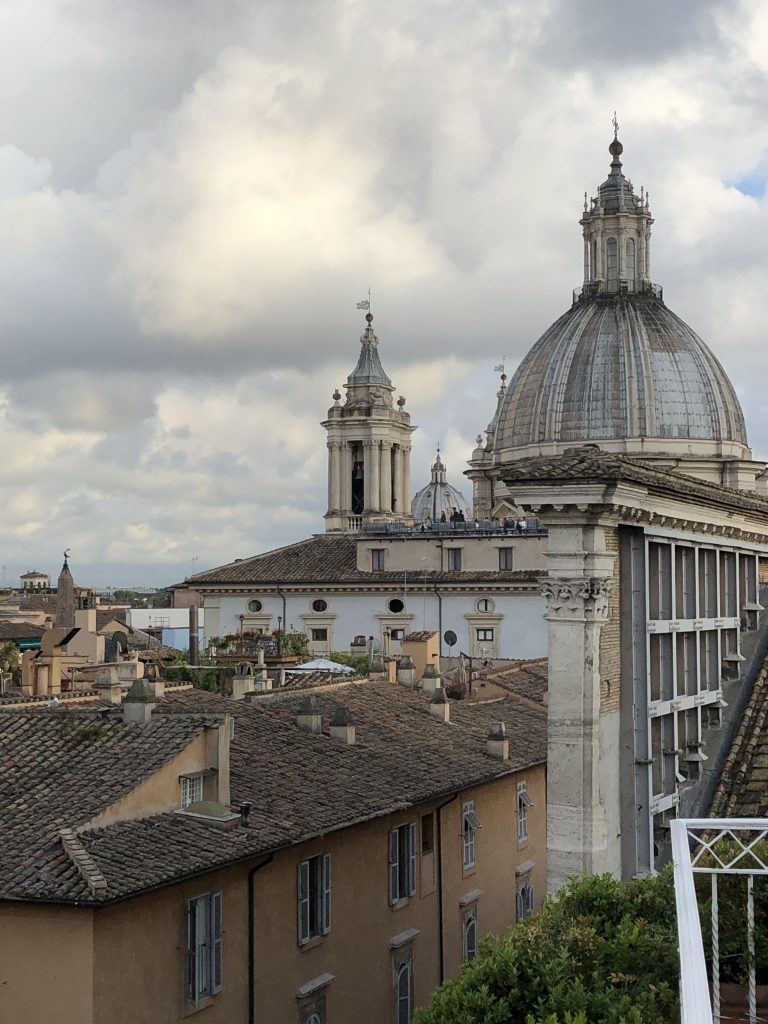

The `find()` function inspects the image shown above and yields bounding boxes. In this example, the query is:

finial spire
[612,110,619,139]
[63,548,70,566]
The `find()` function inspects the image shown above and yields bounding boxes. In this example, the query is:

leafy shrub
[414,871,679,1024]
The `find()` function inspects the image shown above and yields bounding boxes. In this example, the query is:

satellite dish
[370,638,382,653]
[444,630,457,648]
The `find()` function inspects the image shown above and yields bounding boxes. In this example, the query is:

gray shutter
[211,891,223,993]
[321,854,332,934]
[298,860,310,944]
[389,828,399,904]
[186,899,198,1004]
[408,822,417,896]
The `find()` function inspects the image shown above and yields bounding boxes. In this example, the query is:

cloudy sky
[1,0,767,588]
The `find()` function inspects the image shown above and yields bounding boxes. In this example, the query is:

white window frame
[187,891,223,1005]
[463,801,480,870]
[181,775,203,809]
[518,781,533,843]
[395,957,413,1024]
[476,628,494,643]
[463,911,478,961]
[297,853,332,945]
[389,823,417,904]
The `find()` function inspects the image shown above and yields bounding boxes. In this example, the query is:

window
[297,854,331,945]
[306,1015,322,1024]
[311,628,328,642]
[498,548,514,570]
[389,823,417,903]
[447,548,462,571]
[187,892,223,1005]
[463,801,481,870]
[476,628,494,643]
[518,781,533,843]
[396,959,413,1024]
[463,912,478,961]
[312,599,328,612]
[247,599,262,613]
[626,237,636,281]
[181,775,203,808]
[371,549,385,571]
[421,812,434,855]
[517,882,535,920]
[606,237,618,282]
[390,628,405,641]
[388,598,405,614]
[476,598,494,613]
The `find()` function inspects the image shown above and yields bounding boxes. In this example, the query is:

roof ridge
[59,826,109,898]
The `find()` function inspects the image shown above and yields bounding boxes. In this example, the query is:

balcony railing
[572,279,663,304]
[353,518,546,538]
[672,817,768,1024]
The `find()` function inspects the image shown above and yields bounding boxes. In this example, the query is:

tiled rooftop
[1,678,546,904]
[179,534,541,587]
[0,620,45,641]
[711,654,768,817]
[501,448,768,519]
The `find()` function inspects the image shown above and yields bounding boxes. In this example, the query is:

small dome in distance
[411,449,472,523]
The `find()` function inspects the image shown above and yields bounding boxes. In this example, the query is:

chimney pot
[487,721,509,760]
[397,655,417,688]
[329,705,356,744]
[122,678,156,725]
[297,694,323,734]
[429,686,450,722]
[239,801,252,827]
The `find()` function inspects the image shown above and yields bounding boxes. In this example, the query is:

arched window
[305,1015,321,1024]
[626,237,636,283]
[396,960,412,1024]
[463,913,478,961]
[606,237,618,284]
[517,883,535,921]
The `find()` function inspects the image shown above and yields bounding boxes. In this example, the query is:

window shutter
[186,899,198,1004]
[298,861,310,944]
[321,853,332,935]
[389,828,399,904]
[408,822,417,896]
[210,891,223,993]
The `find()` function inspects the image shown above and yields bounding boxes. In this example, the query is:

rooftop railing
[572,280,663,304]
[352,518,547,538]
[672,817,768,1024]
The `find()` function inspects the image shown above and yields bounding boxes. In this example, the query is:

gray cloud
[0,0,767,585]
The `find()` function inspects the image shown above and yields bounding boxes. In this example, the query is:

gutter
[436,792,459,983]
[248,854,274,1024]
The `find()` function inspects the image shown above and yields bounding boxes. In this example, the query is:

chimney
[397,655,417,688]
[329,706,355,744]
[122,678,156,725]
[429,686,450,722]
[143,661,165,699]
[93,666,122,705]
[277,668,286,688]
[189,605,199,666]
[239,801,252,827]
[421,663,441,694]
[297,694,322,735]
[369,653,386,677]
[487,721,509,760]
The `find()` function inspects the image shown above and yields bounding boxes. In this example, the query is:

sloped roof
[501,448,768,519]
[711,654,768,817]
[180,534,540,588]
[2,679,546,904]
[0,621,45,641]
[0,709,220,902]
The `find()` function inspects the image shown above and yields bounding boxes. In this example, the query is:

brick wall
[600,526,621,714]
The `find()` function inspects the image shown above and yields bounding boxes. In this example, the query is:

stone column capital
[540,576,615,620]
[363,440,377,449]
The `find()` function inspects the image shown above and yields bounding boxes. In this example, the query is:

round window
[248,600,262,613]
[476,598,495,613]
[312,599,328,612]
[388,598,405,614]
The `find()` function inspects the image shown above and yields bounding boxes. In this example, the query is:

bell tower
[323,312,416,532]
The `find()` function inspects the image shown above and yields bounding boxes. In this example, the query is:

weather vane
[63,548,71,564]
[612,111,619,138]
[356,287,373,315]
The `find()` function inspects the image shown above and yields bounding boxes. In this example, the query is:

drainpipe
[248,854,274,1024]
[434,584,443,658]
[276,585,286,655]
[436,792,458,983]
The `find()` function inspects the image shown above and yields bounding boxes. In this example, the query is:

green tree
[415,871,679,1024]
[328,650,369,675]
[0,641,20,671]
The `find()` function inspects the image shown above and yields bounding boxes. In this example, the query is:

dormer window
[181,775,203,808]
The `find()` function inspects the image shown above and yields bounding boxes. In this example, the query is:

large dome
[412,451,471,523]
[494,293,749,456]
